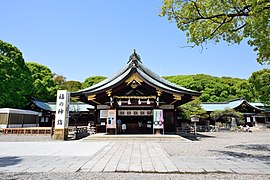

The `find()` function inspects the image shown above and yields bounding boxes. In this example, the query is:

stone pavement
[79,142,178,173]
[0,141,269,174]
[171,156,270,174]
[0,141,108,172]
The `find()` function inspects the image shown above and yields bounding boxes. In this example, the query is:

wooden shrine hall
[71,50,201,134]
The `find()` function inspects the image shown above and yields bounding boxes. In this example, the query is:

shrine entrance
[117,112,153,134]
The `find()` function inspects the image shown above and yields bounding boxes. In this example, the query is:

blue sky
[1,0,269,82]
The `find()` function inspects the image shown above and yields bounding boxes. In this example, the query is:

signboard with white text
[153,109,164,129]
[55,90,70,129]
[100,110,108,119]
[106,109,116,129]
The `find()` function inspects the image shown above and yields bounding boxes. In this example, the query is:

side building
[0,108,40,128]
[201,98,270,126]
[27,99,95,127]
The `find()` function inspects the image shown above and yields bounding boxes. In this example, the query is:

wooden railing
[68,126,89,139]
[0,126,93,137]
[1,127,52,135]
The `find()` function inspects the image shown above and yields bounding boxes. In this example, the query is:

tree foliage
[59,81,82,92]
[210,108,244,126]
[178,99,208,120]
[26,62,58,102]
[164,74,254,102]
[160,0,270,64]
[53,74,66,86]
[249,68,270,104]
[0,40,34,108]
[81,76,107,89]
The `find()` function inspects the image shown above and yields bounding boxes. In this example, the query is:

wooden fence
[1,127,52,135]
[0,126,89,137]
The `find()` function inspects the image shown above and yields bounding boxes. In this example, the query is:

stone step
[81,133,187,142]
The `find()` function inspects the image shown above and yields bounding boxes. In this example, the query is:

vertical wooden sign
[54,90,70,140]
[153,109,164,135]
[106,109,116,129]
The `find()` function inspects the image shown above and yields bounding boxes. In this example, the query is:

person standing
[117,118,122,133]
[138,121,142,133]
[122,123,127,133]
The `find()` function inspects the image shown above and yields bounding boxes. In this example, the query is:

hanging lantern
[128,98,131,105]
[156,97,159,106]
[110,97,113,106]
[117,99,122,106]
[147,98,150,105]
[138,99,141,105]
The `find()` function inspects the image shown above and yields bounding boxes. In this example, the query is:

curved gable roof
[202,98,265,112]
[137,61,200,95]
[73,63,130,95]
[71,51,201,97]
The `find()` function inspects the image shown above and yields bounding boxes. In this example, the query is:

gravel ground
[160,129,270,158]
[0,134,55,142]
[0,172,269,180]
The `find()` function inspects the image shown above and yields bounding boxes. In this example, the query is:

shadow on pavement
[0,156,22,167]
[226,144,270,152]
[211,144,270,165]
[176,132,216,141]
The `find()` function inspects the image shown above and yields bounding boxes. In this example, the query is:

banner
[153,109,164,129]
[118,110,153,116]
[107,109,116,129]
[55,90,70,129]
[100,110,108,119]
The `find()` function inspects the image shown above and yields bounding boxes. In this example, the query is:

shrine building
[71,51,201,134]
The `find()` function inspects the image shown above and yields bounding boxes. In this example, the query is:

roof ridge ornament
[127,49,142,65]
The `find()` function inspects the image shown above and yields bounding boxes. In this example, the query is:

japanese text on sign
[55,90,70,129]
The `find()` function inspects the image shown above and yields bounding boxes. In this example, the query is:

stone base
[155,129,161,135]
[53,128,68,140]
[107,128,116,135]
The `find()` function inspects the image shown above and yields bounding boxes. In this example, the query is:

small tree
[179,99,209,120]
[53,74,66,86]
[210,109,243,128]
[69,103,81,139]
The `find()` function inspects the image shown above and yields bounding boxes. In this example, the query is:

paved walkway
[79,142,178,173]
[0,141,269,174]
[0,141,108,172]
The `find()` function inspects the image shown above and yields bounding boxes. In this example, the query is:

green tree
[59,81,82,92]
[53,74,66,86]
[249,68,270,104]
[81,76,107,89]
[210,109,244,127]
[0,40,33,108]
[179,99,208,120]
[26,62,58,102]
[160,0,270,64]
[163,74,254,102]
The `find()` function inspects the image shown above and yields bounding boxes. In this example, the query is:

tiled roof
[201,98,265,112]
[32,99,53,111]
[71,52,201,96]
[73,63,130,95]
[0,108,40,115]
[32,100,94,112]
[138,62,199,94]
